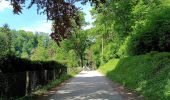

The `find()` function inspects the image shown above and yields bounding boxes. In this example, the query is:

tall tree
[6,0,105,44]
[62,31,91,67]
[0,24,13,56]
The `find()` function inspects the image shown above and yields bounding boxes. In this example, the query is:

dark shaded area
[126,6,170,56]
[0,55,67,99]
[0,72,26,99]
[0,55,66,73]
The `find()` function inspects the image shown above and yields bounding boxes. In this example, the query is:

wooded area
[3,0,169,68]
[1,0,170,99]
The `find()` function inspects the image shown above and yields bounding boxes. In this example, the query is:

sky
[0,0,94,34]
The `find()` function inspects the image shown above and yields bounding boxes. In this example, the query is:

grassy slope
[98,52,170,100]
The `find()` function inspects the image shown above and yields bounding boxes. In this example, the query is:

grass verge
[98,52,170,100]
[17,67,82,100]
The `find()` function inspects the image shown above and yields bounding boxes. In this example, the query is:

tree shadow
[47,71,124,100]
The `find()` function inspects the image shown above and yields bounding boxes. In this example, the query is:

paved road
[48,71,124,100]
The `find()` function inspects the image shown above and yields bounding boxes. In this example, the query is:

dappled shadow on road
[48,71,124,100]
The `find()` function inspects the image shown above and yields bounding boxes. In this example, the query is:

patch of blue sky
[0,0,93,33]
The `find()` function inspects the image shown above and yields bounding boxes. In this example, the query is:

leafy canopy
[7,0,105,44]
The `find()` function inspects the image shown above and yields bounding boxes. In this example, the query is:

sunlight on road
[48,71,124,100]
[76,71,104,77]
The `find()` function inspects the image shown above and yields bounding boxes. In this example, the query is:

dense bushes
[0,55,66,73]
[126,6,170,56]
[90,0,170,66]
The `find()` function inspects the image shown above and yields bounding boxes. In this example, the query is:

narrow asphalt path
[48,71,125,100]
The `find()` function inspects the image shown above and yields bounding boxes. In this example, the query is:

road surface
[48,71,125,100]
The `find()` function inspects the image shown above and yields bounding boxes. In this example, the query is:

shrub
[0,55,66,73]
[117,36,130,57]
[127,6,170,56]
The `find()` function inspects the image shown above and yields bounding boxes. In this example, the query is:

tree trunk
[102,36,104,55]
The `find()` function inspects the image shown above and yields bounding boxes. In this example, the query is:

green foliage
[1,0,170,98]
[0,31,8,58]
[0,24,84,99]
[0,24,13,57]
[62,30,92,67]
[90,0,170,63]
[11,30,38,58]
[0,24,83,68]
[0,55,66,73]
[117,37,129,57]
[89,0,135,65]
[127,5,170,55]
[23,67,82,98]
[30,47,49,61]
[90,44,101,67]
[100,42,117,64]
[98,52,170,100]
[67,50,78,67]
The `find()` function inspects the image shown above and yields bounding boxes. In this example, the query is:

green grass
[98,52,170,100]
[34,67,82,94]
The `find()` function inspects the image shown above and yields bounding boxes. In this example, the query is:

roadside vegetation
[98,52,170,100]
[1,0,170,99]
[17,67,82,100]
[0,11,86,99]
[89,0,170,99]
[33,67,82,95]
